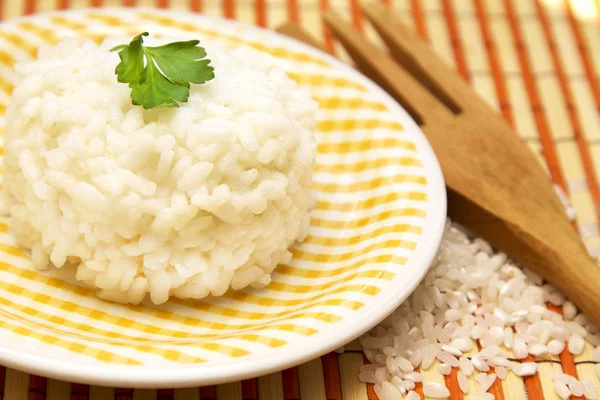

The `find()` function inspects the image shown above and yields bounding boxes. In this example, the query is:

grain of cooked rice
[2,37,317,304]
[358,220,600,400]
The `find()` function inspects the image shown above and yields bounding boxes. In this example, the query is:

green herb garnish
[110,32,215,109]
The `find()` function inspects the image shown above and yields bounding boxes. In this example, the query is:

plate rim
[0,7,447,388]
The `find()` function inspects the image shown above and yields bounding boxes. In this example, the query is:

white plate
[0,8,446,387]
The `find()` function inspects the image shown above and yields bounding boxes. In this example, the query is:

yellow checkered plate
[0,8,446,387]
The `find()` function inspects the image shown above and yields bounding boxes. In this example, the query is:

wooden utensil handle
[323,12,452,127]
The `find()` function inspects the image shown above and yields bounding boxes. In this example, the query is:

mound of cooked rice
[2,38,317,304]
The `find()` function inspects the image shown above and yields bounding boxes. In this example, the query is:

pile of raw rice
[357,219,600,400]
[1,38,317,304]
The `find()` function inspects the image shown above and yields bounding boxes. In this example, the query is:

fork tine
[323,12,452,127]
[362,3,480,114]
[276,23,329,53]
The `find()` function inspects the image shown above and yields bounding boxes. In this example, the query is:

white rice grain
[459,356,475,377]
[582,378,597,399]
[423,382,450,399]
[458,370,469,393]
[568,334,585,355]
[512,363,538,377]
[570,381,584,398]
[554,381,572,400]
[438,363,451,375]
[405,391,420,400]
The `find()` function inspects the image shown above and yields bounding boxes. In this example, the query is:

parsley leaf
[111,32,215,109]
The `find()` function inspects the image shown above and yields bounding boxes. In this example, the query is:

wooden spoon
[277,7,600,327]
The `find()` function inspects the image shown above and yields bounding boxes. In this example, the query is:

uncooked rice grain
[570,381,584,397]
[438,363,451,375]
[554,381,572,400]
[357,220,600,399]
[477,374,496,393]
[423,382,450,398]
[458,370,469,393]
[582,378,597,399]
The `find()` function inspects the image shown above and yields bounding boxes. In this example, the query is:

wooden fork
[277,4,600,327]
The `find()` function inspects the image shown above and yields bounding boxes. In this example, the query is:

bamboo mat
[1,0,600,399]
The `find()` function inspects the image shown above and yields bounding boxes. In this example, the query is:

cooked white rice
[1,37,317,304]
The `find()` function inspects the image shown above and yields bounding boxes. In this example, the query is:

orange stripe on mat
[90,0,102,7]
[190,0,201,12]
[474,0,514,123]
[548,303,580,399]
[223,0,235,19]
[57,0,69,9]
[350,0,363,31]
[123,0,135,6]
[71,383,89,400]
[28,375,45,400]
[24,0,35,14]
[363,354,378,400]
[322,352,343,400]
[115,388,133,400]
[157,388,174,400]
[242,379,258,400]
[441,0,470,81]
[255,0,266,28]
[535,0,600,214]
[476,342,505,400]
[563,0,600,221]
[287,0,299,23]
[282,367,300,400]
[439,3,484,398]
[503,0,567,192]
[444,368,464,400]
[410,0,429,39]
[157,0,169,8]
[488,369,506,400]
[199,386,216,400]
[320,0,334,52]
[413,367,424,399]
[366,383,377,400]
